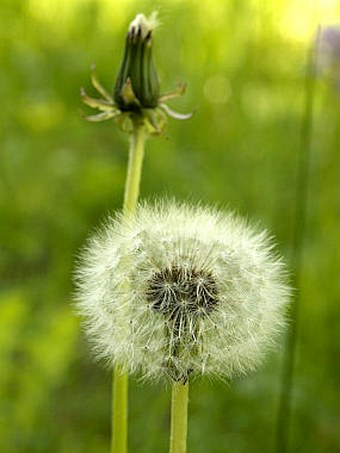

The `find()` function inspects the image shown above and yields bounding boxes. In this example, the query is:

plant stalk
[169,381,189,453]
[275,25,318,453]
[123,122,147,217]
[111,120,147,453]
[112,364,128,453]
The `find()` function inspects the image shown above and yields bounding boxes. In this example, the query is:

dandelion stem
[112,364,128,453]
[111,119,147,453]
[169,381,189,453]
[275,25,318,453]
[123,122,147,216]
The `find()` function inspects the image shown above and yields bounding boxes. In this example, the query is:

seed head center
[146,265,218,317]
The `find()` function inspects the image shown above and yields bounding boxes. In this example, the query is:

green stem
[111,120,147,453]
[112,364,128,453]
[123,122,147,216]
[275,24,318,453]
[169,381,189,453]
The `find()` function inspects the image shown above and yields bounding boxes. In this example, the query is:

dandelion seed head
[74,201,290,382]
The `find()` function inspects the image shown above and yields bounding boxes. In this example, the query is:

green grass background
[1,0,340,451]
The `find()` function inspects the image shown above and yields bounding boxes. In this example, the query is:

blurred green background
[1,0,340,452]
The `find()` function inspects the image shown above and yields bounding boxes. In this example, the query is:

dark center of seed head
[146,265,219,318]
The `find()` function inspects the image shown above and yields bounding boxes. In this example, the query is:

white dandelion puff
[74,200,291,383]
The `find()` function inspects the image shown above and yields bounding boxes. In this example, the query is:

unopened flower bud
[114,13,160,111]
[81,12,192,133]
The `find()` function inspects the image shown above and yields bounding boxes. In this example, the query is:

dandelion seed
[75,201,290,383]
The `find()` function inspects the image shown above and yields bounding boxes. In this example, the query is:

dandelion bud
[114,13,160,111]
[81,12,192,133]
[75,201,290,383]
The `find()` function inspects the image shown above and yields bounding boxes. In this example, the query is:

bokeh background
[1,0,340,452]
